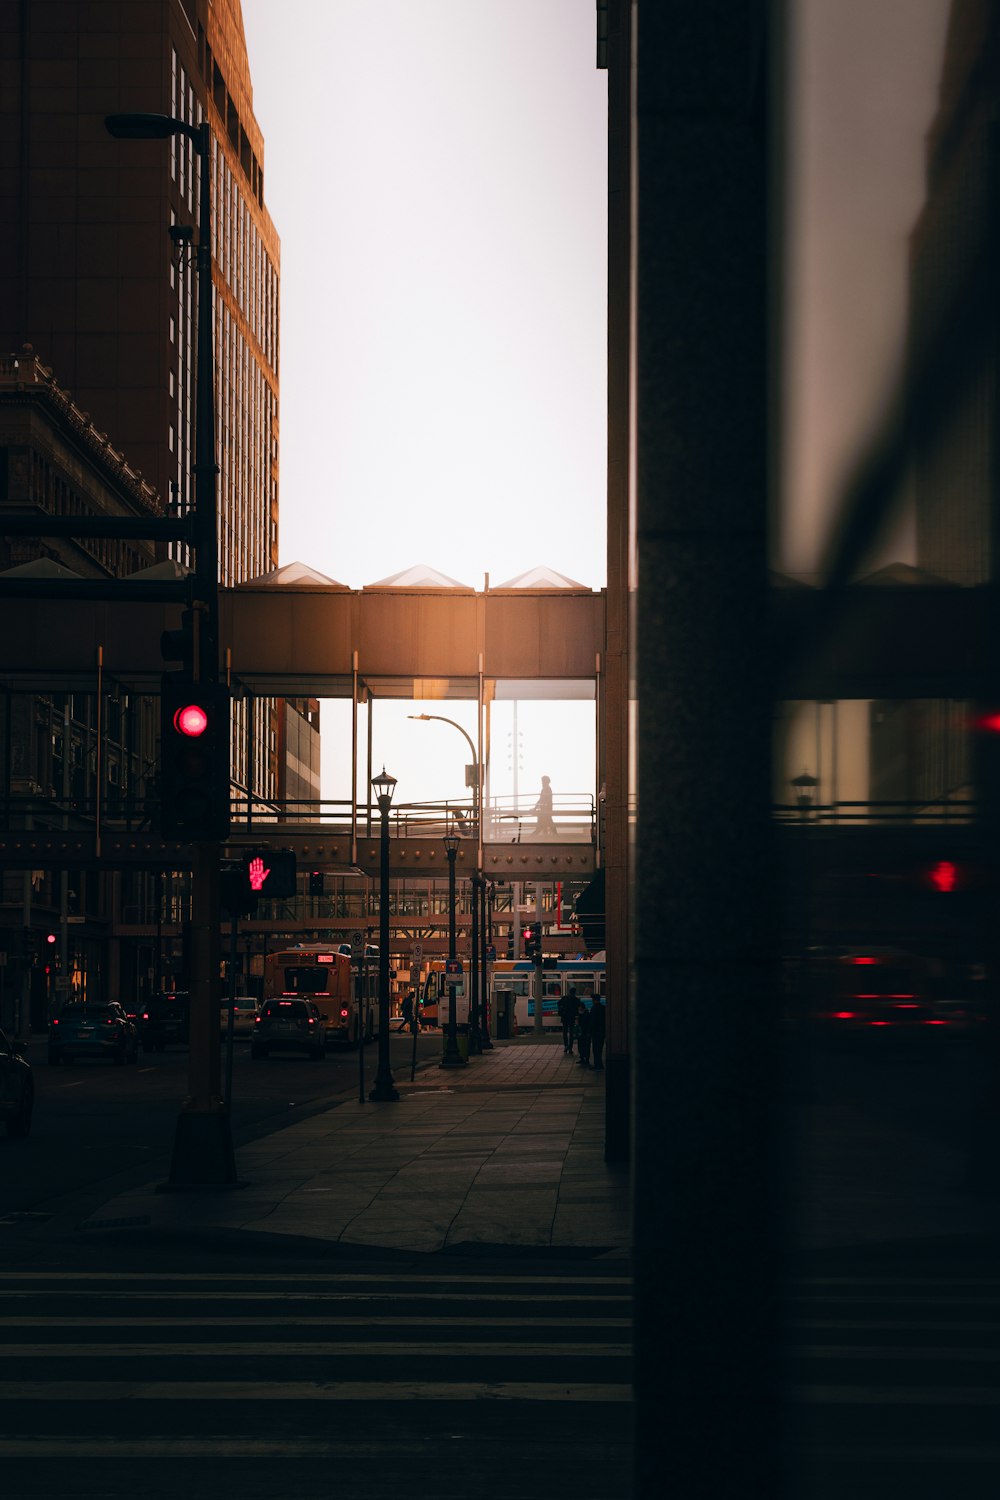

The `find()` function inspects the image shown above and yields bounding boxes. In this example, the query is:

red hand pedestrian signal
[248,856,271,892]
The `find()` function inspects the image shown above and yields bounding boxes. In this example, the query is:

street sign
[409,964,421,985]
[485,944,496,962]
[445,958,461,975]
[411,941,423,960]
[350,930,364,958]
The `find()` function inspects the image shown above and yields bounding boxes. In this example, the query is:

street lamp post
[105,111,233,1187]
[369,768,400,1102]
[409,713,483,1053]
[440,826,466,1068]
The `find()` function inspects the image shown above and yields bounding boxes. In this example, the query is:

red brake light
[51,1017,59,1026]
[852,957,877,966]
[833,1011,855,1020]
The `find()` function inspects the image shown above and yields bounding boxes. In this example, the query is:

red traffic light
[46,933,57,945]
[173,702,209,737]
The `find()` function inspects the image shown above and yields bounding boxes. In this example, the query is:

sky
[240,0,608,595]
[238,0,607,811]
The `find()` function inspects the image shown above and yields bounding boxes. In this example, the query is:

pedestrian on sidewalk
[399,991,415,1033]
[558,986,581,1054]
[589,996,606,1071]
[576,999,592,1067]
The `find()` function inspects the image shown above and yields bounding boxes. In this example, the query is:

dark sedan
[251,998,327,1060]
[48,1001,139,1066]
[0,1027,33,1137]
[139,991,190,1052]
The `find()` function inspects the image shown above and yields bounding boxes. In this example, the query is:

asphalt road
[0,1028,446,1223]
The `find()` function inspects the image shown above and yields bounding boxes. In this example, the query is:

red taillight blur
[852,957,877,966]
[142,1012,149,1022]
[833,1011,856,1020]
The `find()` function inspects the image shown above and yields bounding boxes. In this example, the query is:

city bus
[490,957,606,1033]
[262,944,379,1045]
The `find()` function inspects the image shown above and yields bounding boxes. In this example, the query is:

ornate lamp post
[440,825,467,1067]
[369,767,399,1101]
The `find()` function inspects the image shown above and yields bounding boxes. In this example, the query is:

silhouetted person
[558,986,581,1054]
[530,775,557,837]
[589,996,606,1071]
[576,999,592,1067]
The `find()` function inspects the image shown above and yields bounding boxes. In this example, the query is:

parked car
[0,1026,33,1138]
[48,1001,138,1066]
[140,992,190,1052]
[219,996,259,1038]
[251,998,327,1060]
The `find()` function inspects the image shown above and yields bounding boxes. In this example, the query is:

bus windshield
[281,966,331,995]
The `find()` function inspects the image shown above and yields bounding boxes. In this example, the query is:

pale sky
[238,0,607,811]
[240,0,608,594]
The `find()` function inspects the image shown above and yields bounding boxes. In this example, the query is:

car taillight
[307,1017,316,1026]
[51,1017,59,1026]
[254,1016,262,1025]
[142,1012,149,1021]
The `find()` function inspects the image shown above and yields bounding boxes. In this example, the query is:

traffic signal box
[522,924,542,961]
[159,673,231,842]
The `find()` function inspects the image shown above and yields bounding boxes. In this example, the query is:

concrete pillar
[632,4,783,1496]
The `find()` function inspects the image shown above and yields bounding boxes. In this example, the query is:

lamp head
[371,766,397,811]
[105,112,189,141]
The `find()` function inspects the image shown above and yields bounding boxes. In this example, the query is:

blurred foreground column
[632,3,784,1497]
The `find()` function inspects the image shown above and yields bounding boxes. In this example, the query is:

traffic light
[522,923,542,961]
[159,673,230,841]
[309,870,325,897]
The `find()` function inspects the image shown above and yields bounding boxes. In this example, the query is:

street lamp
[105,111,232,1186]
[369,767,400,1102]
[440,824,467,1068]
[409,713,483,1053]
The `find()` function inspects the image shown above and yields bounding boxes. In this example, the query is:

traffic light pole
[168,119,234,1186]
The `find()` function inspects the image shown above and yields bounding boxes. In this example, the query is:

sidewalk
[79,1038,630,1257]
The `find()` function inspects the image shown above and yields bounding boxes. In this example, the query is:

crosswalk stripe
[0,1379,632,1402]
[0,1340,631,1358]
[0,1315,630,1330]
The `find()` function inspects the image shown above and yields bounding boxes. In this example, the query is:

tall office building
[1,0,280,793]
